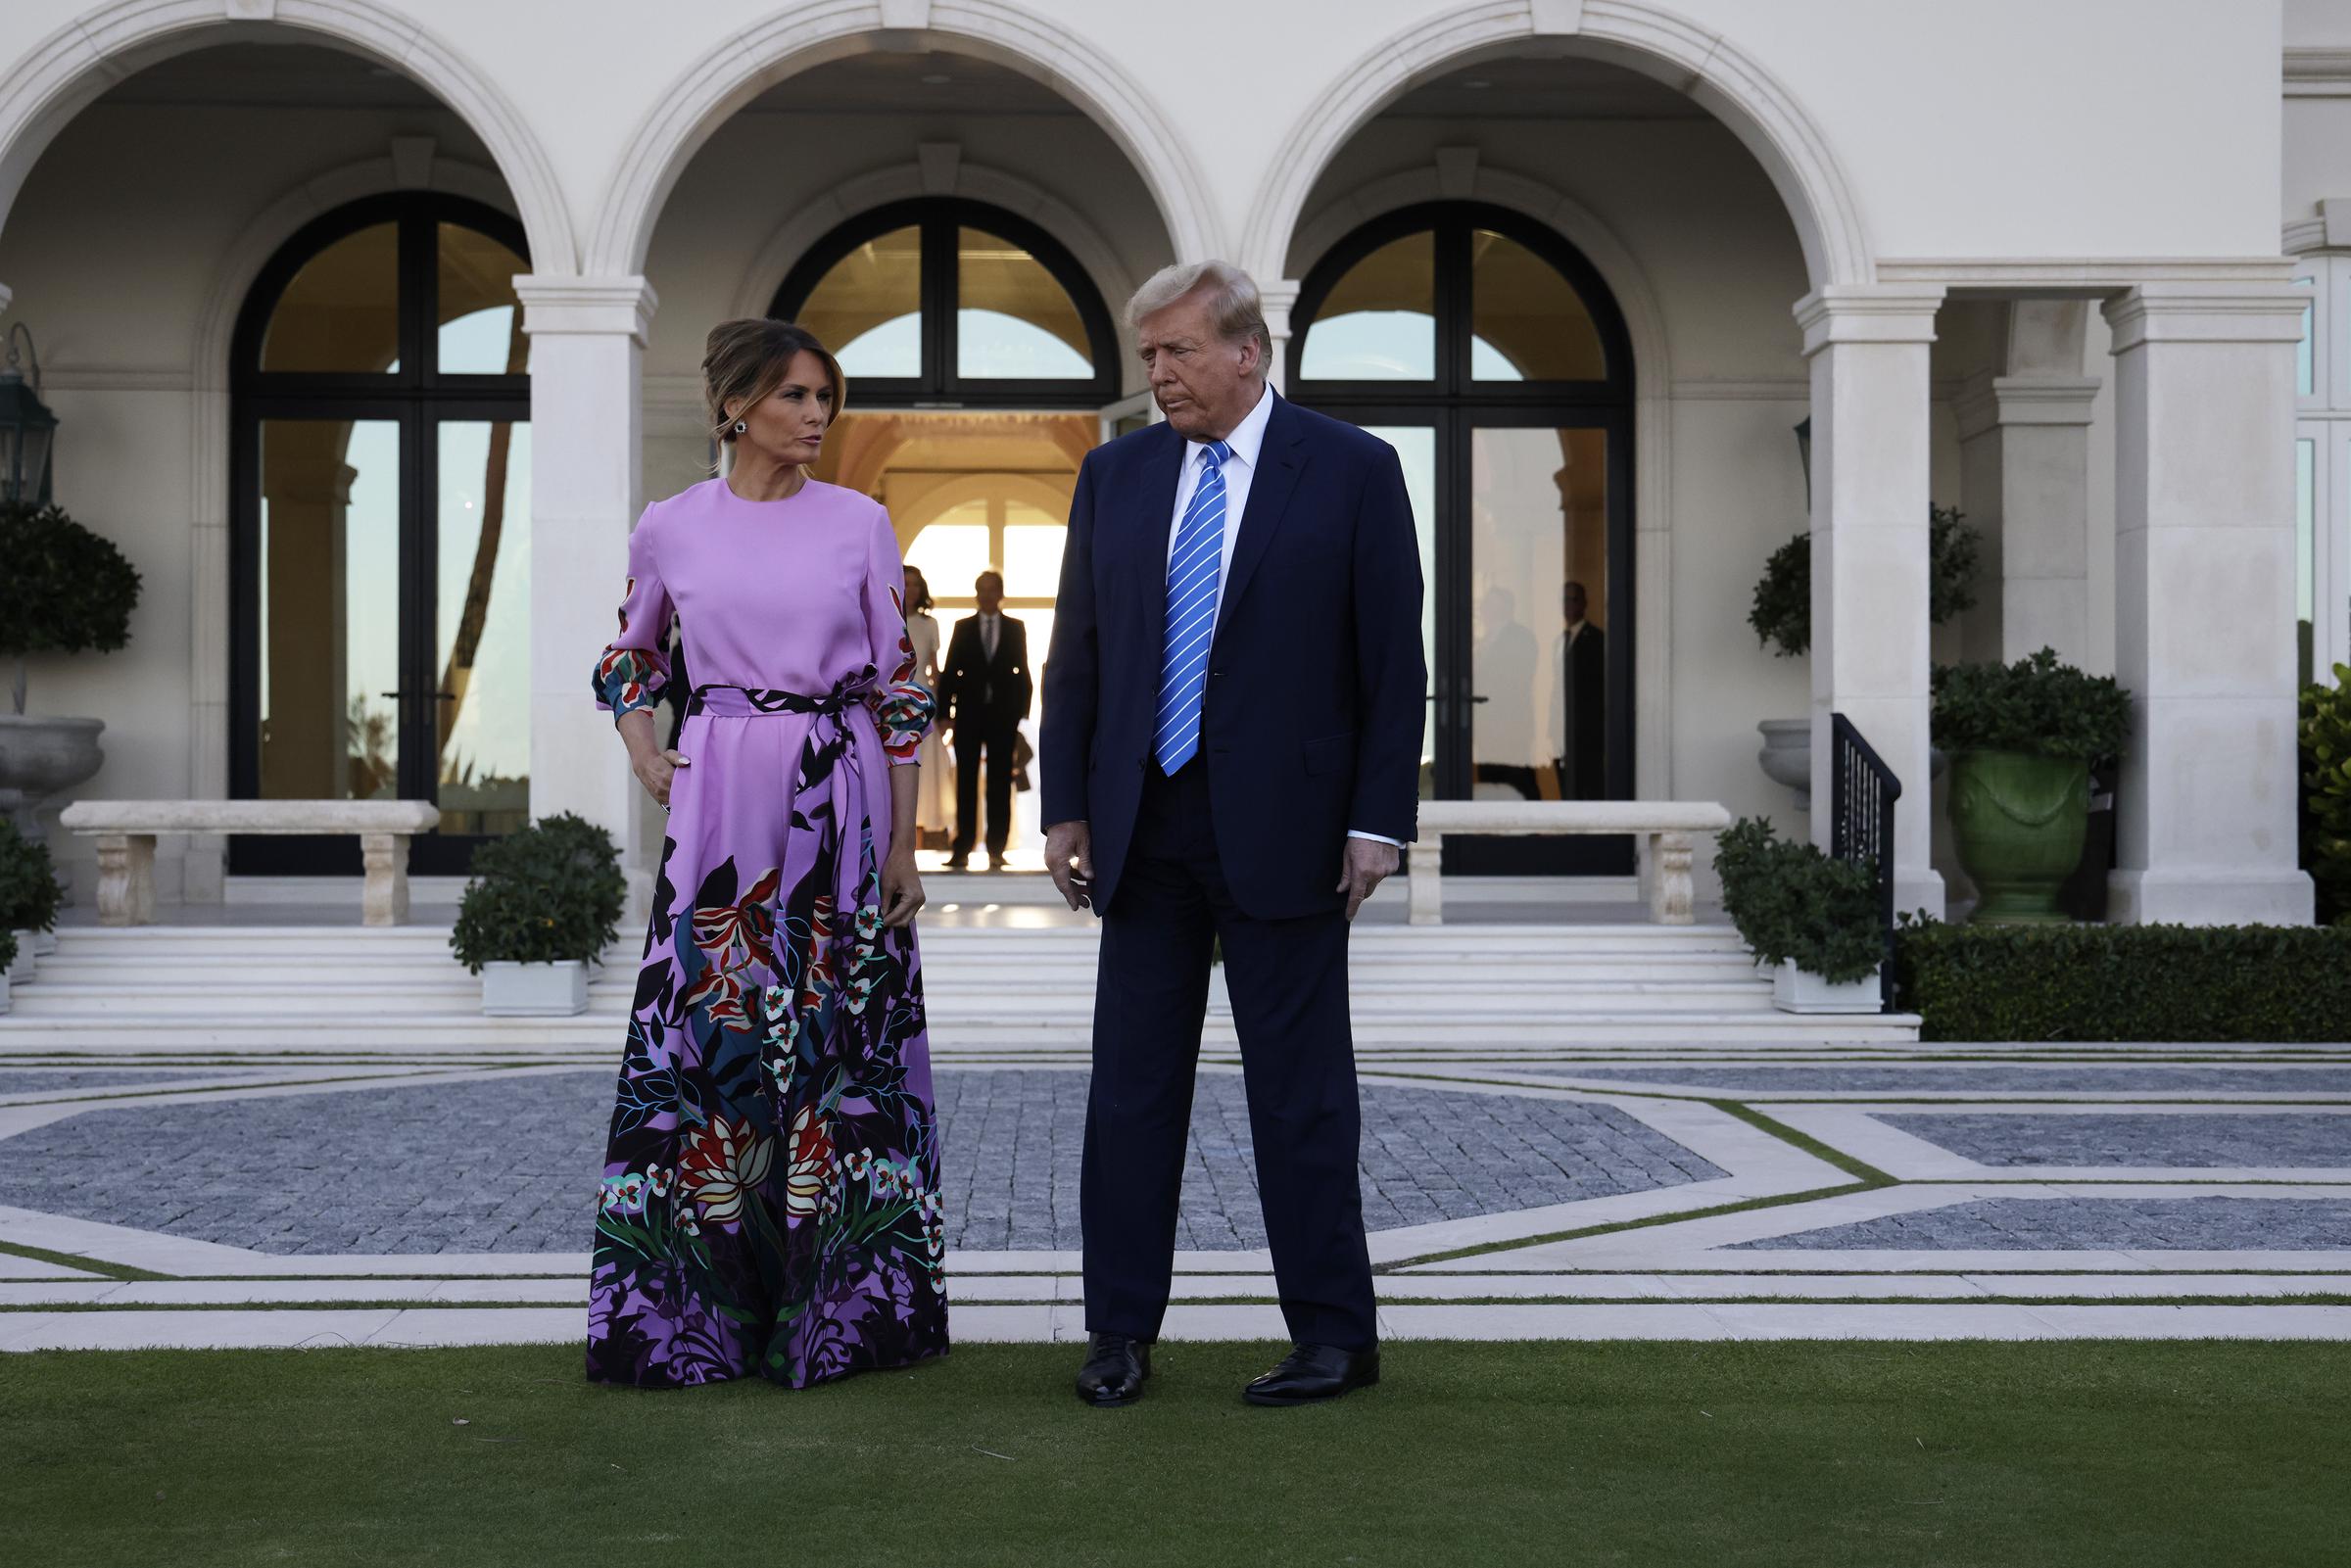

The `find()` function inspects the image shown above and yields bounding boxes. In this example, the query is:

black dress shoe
[1243,1342,1379,1406]
[1075,1332,1150,1406]
[945,853,970,872]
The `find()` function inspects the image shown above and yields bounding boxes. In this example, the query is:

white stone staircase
[0,920,1919,1053]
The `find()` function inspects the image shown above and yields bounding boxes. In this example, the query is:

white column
[1953,370,2100,666]
[1796,285,1946,919]
[516,275,657,886]
[1259,278,1301,394]
[2102,284,2313,926]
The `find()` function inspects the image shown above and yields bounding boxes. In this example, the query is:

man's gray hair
[1127,260,1271,374]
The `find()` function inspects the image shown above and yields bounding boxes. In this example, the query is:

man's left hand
[1335,836,1400,922]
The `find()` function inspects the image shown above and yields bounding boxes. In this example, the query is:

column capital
[1952,370,2102,440]
[514,275,659,344]
[1794,284,1945,356]
[2101,282,2306,352]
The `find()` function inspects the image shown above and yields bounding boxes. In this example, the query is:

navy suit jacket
[1040,393,1425,921]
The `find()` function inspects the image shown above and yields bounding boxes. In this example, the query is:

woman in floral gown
[588,318,947,1389]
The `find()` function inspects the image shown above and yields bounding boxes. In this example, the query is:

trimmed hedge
[449,812,625,974]
[1893,921,2351,1042]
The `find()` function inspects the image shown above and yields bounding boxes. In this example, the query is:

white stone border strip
[1767,1102,2351,1182]
[1433,1064,2351,1104]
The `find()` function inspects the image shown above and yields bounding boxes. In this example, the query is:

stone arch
[1239,0,1870,292]
[587,0,1215,277]
[0,0,576,273]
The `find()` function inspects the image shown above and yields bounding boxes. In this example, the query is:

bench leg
[360,833,409,927]
[95,833,157,927]
[1407,836,1444,926]
[1649,831,1696,926]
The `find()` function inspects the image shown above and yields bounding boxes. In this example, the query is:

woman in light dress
[901,565,951,849]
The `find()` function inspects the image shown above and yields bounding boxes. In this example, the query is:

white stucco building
[0,0,2340,926]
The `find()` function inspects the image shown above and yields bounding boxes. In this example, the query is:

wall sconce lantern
[0,322,57,504]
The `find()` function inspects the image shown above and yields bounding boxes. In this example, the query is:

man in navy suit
[1041,261,1424,1407]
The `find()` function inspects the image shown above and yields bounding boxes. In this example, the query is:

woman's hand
[881,843,925,927]
[631,746,691,807]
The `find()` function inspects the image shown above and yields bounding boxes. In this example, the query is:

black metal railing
[1829,713,1901,1012]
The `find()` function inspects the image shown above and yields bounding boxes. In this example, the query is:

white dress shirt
[1166,382,1399,850]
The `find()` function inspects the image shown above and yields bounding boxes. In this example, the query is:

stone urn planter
[1769,958,1882,1015]
[0,713,105,831]
[1947,749,2090,924]
[1757,718,1947,811]
[480,959,589,1017]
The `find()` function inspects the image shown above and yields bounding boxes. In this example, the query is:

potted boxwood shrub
[450,812,625,1016]
[0,925,15,1013]
[1933,646,2131,924]
[0,500,141,830]
[0,816,64,977]
[1713,816,1885,1013]
[1751,505,1980,802]
[2301,664,2351,927]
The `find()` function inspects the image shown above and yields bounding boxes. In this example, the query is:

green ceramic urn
[1948,749,2090,924]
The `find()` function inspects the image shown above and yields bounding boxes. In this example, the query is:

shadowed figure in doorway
[939,568,1032,871]
[1551,579,1606,799]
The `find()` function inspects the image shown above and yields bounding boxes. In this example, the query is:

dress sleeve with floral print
[593,508,673,722]
[861,505,936,764]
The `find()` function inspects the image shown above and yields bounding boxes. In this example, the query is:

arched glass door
[229,193,531,877]
[1291,204,1634,873]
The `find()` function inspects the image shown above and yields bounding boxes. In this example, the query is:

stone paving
[0,1069,243,1094]
[1734,1196,2351,1251]
[1877,1112,2351,1168]
[1522,1066,2351,1094]
[0,1067,1725,1257]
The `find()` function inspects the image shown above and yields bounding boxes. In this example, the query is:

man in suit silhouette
[939,569,1032,871]
[1042,261,1423,1409]
[1551,579,1607,799]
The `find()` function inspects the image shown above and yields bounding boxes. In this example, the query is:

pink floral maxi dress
[587,476,948,1388]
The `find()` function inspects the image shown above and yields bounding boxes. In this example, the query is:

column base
[1895,868,1946,924]
[2107,868,2315,927]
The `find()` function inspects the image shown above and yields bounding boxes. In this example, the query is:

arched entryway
[1291,201,1633,871]
[228,192,531,877]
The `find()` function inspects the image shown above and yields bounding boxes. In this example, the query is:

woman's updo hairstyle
[702,317,846,452]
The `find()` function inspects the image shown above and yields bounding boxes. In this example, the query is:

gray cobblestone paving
[1878,1113,2351,1168]
[0,1068,1727,1257]
[1733,1196,2351,1251]
[0,1070,240,1094]
[1517,1066,2351,1095]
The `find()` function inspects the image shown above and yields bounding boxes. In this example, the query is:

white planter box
[1770,958,1882,1015]
[481,960,589,1017]
[30,927,56,957]
[0,970,10,1014]
[6,932,31,983]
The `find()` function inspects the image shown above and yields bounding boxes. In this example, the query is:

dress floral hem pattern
[585,477,949,1390]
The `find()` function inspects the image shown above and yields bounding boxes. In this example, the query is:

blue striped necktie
[1154,439,1233,774]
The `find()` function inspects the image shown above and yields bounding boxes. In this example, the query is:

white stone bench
[1408,800,1734,926]
[57,800,441,927]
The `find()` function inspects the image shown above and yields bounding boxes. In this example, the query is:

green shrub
[1713,817,1884,983]
[1748,504,1981,659]
[1931,646,2131,762]
[2303,666,2351,927]
[0,500,141,712]
[1893,920,2351,1041]
[0,818,65,933]
[449,812,625,973]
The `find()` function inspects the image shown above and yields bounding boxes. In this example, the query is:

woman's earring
[734,419,747,434]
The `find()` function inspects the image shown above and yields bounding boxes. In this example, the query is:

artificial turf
[8,1340,2345,1566]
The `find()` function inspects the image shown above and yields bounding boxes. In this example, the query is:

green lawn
[8,1341,2345,1566]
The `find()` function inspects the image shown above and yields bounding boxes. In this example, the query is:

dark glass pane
[797,225,922,378]
[1351,424,1437,794]
[1300,231,1434,380]
[957,226,1091,378]
[1470,229,1605,380]
[437,222,527,375]
[261,223,399,373]
[256,418,402,800]
[1470,427,1607,799]
[436,421,532,835]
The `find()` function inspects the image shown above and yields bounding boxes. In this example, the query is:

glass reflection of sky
[833,310,1092,380]
[1300,310,1524,381]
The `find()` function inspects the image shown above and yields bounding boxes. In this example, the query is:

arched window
[229,193,531,877]
[1292,203,1634,872]
[773,199,1117,407]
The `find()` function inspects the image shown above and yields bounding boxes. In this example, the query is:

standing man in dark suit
[1041,261,1424,1408]
[1551,579,1607,799]
[938,569,1032,871]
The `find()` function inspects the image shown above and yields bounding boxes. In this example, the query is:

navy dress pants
[1080,759,1377,1350]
